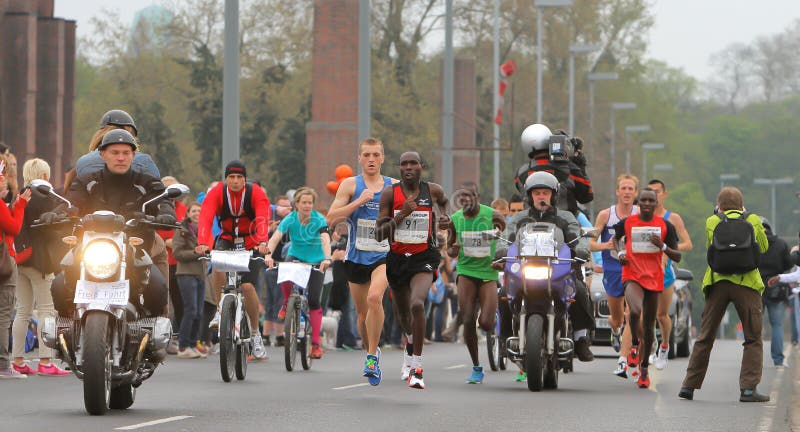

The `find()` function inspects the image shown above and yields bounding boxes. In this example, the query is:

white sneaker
[251,334,268,360]
[0,368,28,379]
[654,345,668,370]
[408,368,425,389]
[401,350,412,381]
[193,347,208,359]
[177,348,200,359]
[209,311,220,328]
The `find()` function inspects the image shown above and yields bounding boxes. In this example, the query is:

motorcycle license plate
[74,280,130,306]
[595,317,609,329]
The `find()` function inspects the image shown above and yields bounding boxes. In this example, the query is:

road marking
[757,345,790,432]
[332,383,370,390]
[444,364,466,370]
[115,416,193,430]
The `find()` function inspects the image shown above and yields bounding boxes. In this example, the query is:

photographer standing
[757,218,794,367]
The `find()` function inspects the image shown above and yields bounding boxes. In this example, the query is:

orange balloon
[334,164,354,181]
[326,180,340,195]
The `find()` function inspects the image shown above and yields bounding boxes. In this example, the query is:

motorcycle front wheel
[525,314,545,392]
[219,295,236,382]
[83,312,112,415]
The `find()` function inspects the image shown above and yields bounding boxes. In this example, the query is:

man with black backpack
[755,218,793,368]
[679,187,769,402]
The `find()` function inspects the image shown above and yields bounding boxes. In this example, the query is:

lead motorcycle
[491,220,592,391]
[32,179,189,415]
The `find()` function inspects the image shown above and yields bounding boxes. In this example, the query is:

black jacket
[514,155,593,215]
[758,231,793,283]
[15,186,65,276]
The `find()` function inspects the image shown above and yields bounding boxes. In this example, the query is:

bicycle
[201,249,265,382]
[270,261,323,372]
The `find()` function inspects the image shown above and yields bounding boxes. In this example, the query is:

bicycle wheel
[284,295,298,372]
[219,295,236,382]
[300,308,312,371]
[487,329,499,372]
[235,314,249,380]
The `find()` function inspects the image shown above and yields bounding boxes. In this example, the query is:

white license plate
[595,317,609,329]
[74,280,130,306]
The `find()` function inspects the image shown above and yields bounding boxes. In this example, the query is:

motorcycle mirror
[166,183,190,200]
[581,227,599,238]
[30,179,53,196]
[481,230,500,240]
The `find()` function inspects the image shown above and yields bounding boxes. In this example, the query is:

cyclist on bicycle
[266,187,332,360]
[195,160,271,360]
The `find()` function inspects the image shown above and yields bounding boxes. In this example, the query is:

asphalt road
[0,340,795,431]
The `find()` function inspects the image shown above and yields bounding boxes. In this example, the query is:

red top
[0,197,28,257]
[157,200,187,266]
[615,214,678,292]
[390,182,434,255]
[198,182,271,250]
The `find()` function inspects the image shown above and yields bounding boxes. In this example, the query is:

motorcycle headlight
[523,264,550,280]
[83,240,121,280]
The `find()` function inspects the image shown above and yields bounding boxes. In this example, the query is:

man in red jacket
[195,161,271,359]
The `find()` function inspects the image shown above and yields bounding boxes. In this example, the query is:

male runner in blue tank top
[327,138,398,386]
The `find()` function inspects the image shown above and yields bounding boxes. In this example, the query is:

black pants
[569,277,594,332]
[51,265,169,317]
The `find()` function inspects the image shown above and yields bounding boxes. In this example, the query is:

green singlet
[451,204,498,281]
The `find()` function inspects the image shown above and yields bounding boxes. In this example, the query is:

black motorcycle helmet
[97,129,138,151]
[100,109,138,136]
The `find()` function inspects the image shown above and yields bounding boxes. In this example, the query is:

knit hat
[225,160,247,178]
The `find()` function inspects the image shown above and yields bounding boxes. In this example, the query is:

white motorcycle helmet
[520,123,553,157]
[524,171,560,207]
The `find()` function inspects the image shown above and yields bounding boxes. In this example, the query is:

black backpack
[707,211,760,275]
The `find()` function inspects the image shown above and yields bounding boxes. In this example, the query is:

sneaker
[627,346,639,368]
[466,366,484,384]
[37,362,70,376]
[166,338,179,355]
[401,346,413,381]
[0,368,28,379]
[740,388,770,402]
[614,359,628,378]
[251,334,268,360]
[209,310,220,328]
[12,362,37,375]
[678,387,694,400]
[363,353,382,386]
[408,368,425,389]
[514,370,527,382]
[654,345,669,370]
[193,347,208,359]
[637,368,650,389]
[311,343,323,359]
[611,328,622,352]
[277,305,287,321]
[575,337,594,362]
[195,342,209,355]
[177,348,200,359]
[275,335,285,347]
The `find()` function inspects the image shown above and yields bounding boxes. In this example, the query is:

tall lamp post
[624,124,651,174]
[222,0,240,172]
[640,142,665,183]
[609,102,636,196]
[753,177,794,234]
[535,0,573,123]
[719,173,740,189]
[568,43,601,136]
[587,72,618,163]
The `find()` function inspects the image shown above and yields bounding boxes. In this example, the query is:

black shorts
[213,237,264,286]
[345,259,387,284]
[387,249,440,289]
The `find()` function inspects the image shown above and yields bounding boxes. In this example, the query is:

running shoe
[12,362,37,375]
[514,370,527,382]
[209,310,221,328]
[311,343,323,359]
[408,368,425,389]
[251,334,269,360]
[654,344,669,370]
[627,346,639,368]
[37,362,70,376]
[613,359,628,378]
[193,347,208,359]
[177,347,200,359]
[466,366,484,384]
[611,328,622,353]
[401,346,413,381]
[363,353,382,386]
[195,341,209,355]
[0,368,27,379]
[637,367,650,389]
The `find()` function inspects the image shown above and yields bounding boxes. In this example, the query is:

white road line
[332,383,370,390]
[115,415,193,430]
[444,364,466,370]
[757,345,791,432]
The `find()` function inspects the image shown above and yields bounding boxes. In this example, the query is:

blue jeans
[763,298,786,365]
[177,275,205,350]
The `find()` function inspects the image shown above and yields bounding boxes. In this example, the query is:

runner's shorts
[345,259,387,284]
[214,237,264,286]
[602,269,625,298]
[387,249,440,289]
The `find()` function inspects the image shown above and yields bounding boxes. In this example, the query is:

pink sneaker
[37,362,70,376]
[12,362,37,375]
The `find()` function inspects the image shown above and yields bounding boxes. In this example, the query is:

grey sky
[55,0,800,81]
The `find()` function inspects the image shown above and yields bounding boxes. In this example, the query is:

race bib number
[631,227,661,253]
[233,237,246,251]
[461,231,492,257]
[74,280,130,306]
[355,219,390,252]
[394,210,429,244]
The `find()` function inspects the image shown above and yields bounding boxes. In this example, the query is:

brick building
[0,0,75,183]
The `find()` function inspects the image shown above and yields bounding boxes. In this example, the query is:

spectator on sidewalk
[172,202,207,359]
[756,217,793,367]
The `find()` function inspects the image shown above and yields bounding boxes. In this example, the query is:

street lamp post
[753,178,794,234]
[492,0,500,200]
[609,102,636,196]
[587,72,618,163]
[719,173,740,190]
[568,43,601,136]
[624,124,651,175]
[640,142,665,183]
[535,0,573,123]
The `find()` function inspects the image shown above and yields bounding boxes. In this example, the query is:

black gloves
[38,212,64,224]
